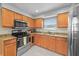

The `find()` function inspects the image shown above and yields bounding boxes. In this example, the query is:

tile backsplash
[36,28,68,34]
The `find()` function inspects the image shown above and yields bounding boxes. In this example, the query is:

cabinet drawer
[4,39,16,45]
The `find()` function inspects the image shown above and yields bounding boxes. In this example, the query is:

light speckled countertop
[31,33,68,38]
[0,34,16,41]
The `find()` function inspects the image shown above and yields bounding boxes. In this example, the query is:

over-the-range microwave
[14,20,28,28]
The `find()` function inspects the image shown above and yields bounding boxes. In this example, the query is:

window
[44,17,56,28]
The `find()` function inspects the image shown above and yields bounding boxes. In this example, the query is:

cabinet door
[28,17,34,28]
[62,38,68,55]
[4,43,16,56]
[34,34,38,45]
[34,34,45,47]
[40,35,44,47]
[34,34,40,46]
[57,12,68,28]
[42,35,49,49]
[55,37,68,55]
[23,16,29,27]
[23,15,28,23]
[14,13,23,21]
[34,18,43,28]
[2,8,14,27]
[55,37,62,54]
[49,36,55,51]
[23,16,34,28]
[36,34,41,46]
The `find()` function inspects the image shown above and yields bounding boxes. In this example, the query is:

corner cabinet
[28,17,34,28]
[14,12,23,21]
[23,16,34,28]
[34,18,43,28]
[57,12,68,28]
[2,8,14,28]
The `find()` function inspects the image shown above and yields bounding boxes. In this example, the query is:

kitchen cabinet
[57,12,68,28]
[34,34,44,46]
[55,37,68,55]
[0,37,16,56]
[49,36,55,51]
[23,15,28,22]
[42,35,55,51]
[40,35,44,47]
[4,43,16,56]
[42,35,49,49]
[34,18,43,28]
[14,12,23,21]
[23,16,34,28]
[37,35,41,46]
[33,34,68,55]
[4,39,16,56]
[2,8,14,28]
[28,17,34,28]
[34,34,51,50]
[34,34,40,46]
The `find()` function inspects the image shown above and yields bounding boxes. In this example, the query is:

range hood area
[0,3,79,56]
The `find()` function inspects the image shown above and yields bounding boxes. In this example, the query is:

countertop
[31,33,68,38]
[0,34,16,41]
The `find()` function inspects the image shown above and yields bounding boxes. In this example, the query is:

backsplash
[36,28,68,34]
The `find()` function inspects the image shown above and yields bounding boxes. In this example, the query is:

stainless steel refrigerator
[69,5,79,56]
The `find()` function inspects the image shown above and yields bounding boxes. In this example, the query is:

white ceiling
[8,3,72,17]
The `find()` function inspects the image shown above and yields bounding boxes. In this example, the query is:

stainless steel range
[12,20,31,56]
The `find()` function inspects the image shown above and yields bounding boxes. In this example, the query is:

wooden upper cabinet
[23,15,28,22]
[23,16,34,28]
[34,18,43,28]
[2,8,14,28]
[28,17,34,28]
[14,12,23,21]
[57,12,68,28]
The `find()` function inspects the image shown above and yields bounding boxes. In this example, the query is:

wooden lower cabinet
[34,34,38,45]
[49,36,55,51]
[55,37,68,55]
[34,34,41,46]
[34,34,68,56]
[39,35,43,46]
[0,38,16,56]
[2,8,15,28]
[4,43,16,56]
[44,35,50,49]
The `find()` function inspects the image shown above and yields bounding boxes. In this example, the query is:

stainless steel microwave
[14,20,28,28]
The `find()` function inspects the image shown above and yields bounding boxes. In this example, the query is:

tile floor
[21,45,61,56]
